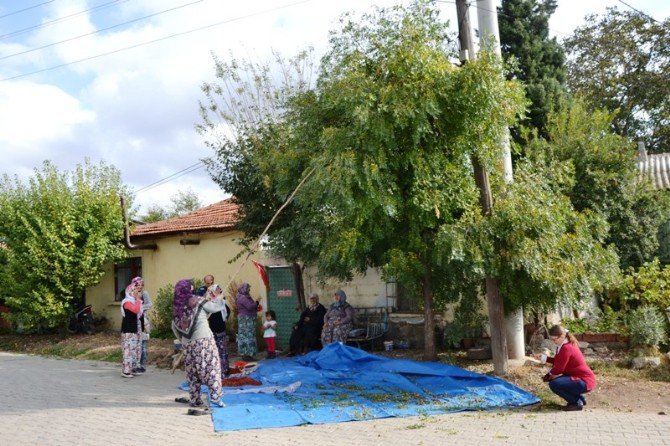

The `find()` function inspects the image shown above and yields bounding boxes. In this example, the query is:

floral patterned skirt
[184,337,222,403]
[321,321,353,345]
[237,315,257,358]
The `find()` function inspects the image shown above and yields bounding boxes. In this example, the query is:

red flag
[251,260,270,289]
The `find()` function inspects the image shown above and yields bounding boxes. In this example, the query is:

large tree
[498,0,566,138]
[200,2,624,367]
[565,7,670,153]
[525,100,670,270]
[202,2,527,360]
[0,160,128,329]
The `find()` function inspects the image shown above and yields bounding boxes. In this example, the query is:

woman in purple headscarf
[172,279,226,412]
[235,282,260,361]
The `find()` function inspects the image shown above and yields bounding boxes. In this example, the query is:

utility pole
[476,0,525,361]
[455,0,508,375]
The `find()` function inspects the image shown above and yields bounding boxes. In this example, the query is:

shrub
[561,317,589,334]
[149,278,204,339]
[626,305,668,348]
[609,259,670,314]
[149,283,175,339]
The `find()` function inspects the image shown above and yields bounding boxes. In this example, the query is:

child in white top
[263,310,277,359]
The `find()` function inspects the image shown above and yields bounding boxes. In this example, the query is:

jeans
[548,375,587,405]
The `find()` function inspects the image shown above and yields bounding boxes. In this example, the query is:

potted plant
[444,298,487,350]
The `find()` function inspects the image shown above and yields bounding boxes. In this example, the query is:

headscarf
[172,279,201,332]
[308,293,320,311]
[208,284,228,319]
[236,282,252,302]
[120,281,140,317]
[331,289,347,309]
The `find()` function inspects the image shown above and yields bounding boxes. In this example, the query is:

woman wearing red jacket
[540,324,596,411]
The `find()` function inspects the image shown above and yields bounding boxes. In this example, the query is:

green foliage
[443,297,487,347]
[626,305,668,348]
[565,7,670,152]
[561,318,589,335]
[609,259,670,315]
[150,283,175,338]
[592,307,625,333]
[0,160,128,330]
[139,188,203,223]
[526,100,670,269]
[150,278,204,339]
[498,0,566,138]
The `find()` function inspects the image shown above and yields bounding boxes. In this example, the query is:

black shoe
[563,404,583,411]
[174,397,189,404]
[579,396,587,406]
[189,400,204,408]
[187,408,210,416]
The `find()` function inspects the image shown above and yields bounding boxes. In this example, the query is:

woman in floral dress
[172,279,225,410]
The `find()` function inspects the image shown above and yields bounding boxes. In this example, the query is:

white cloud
[0,0,667,215]
[0,81,94,148]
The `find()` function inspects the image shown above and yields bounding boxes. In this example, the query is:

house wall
[86,230,266,329]
[302,266,393,309]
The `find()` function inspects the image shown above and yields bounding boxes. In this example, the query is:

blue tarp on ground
[180,343,539,431]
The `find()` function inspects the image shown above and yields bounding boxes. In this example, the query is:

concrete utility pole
[455,0,508,376]
[476,0,525,361]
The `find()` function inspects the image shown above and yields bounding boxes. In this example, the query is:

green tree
[498,0,566,138]
[0,160,129,330]
[139,188,203,223]
[200,2,618,364]
[526,100,670,269]
[202,2,527,360]
[565,7,670,152]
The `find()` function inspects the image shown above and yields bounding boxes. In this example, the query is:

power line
[134,162,205,194]
[0,0,204,62]
[0,0,316,82]
[436,0,572,37]
[0,0,54,20]
[0,0,127,40]
[616,0,660,23]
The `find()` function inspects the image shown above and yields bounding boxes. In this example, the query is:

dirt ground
[1,332,669,414]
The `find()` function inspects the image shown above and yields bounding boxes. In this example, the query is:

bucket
[383,341,394,352]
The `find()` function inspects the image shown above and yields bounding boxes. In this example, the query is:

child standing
[263,311,277,359]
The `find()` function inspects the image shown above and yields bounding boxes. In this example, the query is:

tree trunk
[486,277,508,375]
[422,264,437,361]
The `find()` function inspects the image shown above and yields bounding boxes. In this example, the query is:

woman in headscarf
[172,279,225,411]
[130,277,152,374]
[235,282,260,361]
[206,283,230,376]
[288,293,327,356]
[321,289,355,345]
[120,282,142,378]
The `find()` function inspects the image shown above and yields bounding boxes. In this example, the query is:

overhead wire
[0,0,54,21]
[435,0,572,37]
[0,0,204,62]
[0,0,127,40]
[616,0,660,23]
[134,162,205,194]
[0,0,316,82]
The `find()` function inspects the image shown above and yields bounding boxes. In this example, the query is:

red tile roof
[131,199,239,238]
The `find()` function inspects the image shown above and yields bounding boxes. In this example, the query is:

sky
[0,0,668,215]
